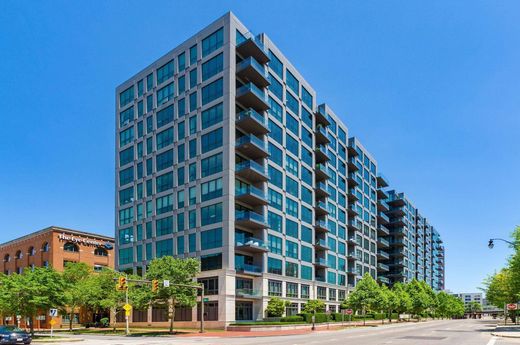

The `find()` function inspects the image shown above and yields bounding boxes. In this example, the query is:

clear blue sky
[0,0,519,293]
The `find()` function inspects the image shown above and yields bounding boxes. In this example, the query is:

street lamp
[488,238,518,249]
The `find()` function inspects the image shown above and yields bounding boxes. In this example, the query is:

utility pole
[200,285,205,333]
[125,275,129,336]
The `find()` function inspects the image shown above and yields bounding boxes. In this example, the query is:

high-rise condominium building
[115,12,445,326]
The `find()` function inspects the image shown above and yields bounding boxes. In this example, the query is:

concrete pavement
[49,319,520,345]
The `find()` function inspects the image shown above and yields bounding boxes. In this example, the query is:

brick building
[0,226,115,329]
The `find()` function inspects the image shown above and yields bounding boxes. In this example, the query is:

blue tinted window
[268,74,283,100]
[302,86,312,109]
[201,227,222,250]
[202,78,223,105]
[286,69,299,95]
[268,50,283,78]
[202,103,223,129]
[202,27,224,57]
[157,60,174,84]
[285,90,299,115]
[202,53,223,81]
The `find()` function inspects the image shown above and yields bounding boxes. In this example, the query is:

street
[52,319,520,345]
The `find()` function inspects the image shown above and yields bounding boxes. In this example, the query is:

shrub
[100,317,110,328]
[280,316,304,322]
[266,297,289,317]
[298,313,330,323]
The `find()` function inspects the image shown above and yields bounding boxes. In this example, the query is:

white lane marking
[486,337,497,345]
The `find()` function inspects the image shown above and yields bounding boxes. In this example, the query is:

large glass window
[119,127,134,147]
[286,69,299,95]
[119,147,134,166]
[156,149,173,171]
[201,153,223,177]
[201,103,223,129]
[201,78,223,105]
[201,178,223,202]
[285,90,299,115]
[119,86,134,108]
[268,50,283,78]
[268,74,283,100]
[201,227,222,250]
[201,203,222,226]
[286,240,298,259]
[119,106,134,127]
[156,105,174,128]
[156,194,173,214]
[201,128,223,153]
[156,238,173,257]
[118,247,133,265]
[202,53,223,81]
[156,216,173,236]
[156,127,174,150]
[157,60,174,84]
[301,246,312,263]
[302,86,312,109]
[119,187,133,206]
[267,258,282,275]
[285,262,298,277]
[268,235,282,255]
[202,27,223,57]
[268,280,282,296]
[157,82,174,105]
[119,167,133,186]
[268,188,282,210]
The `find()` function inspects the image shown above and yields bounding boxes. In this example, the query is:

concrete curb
[491,332,520,339]
[33,338,84,343]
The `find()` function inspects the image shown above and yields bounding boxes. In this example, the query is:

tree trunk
[69,309,74,331]
[388,309,392,323]
[168,299,175,335]
[363,307,366,326]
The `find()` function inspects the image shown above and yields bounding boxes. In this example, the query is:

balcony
[390,250,405,258]
[347,237,359,246]
[387,193,406,207]
[236,108,269,135]
[315,125,330,145]
[315,275,326,282]
[377,174,389,188]
[235,210,268,229]
[236,288,262,299]
[315,239,330,250]
[377,199,390,212]
[377,188,389,200]
[387,206,405,217]
[315,163,330,180]
[236,134,269,159]
[235,237,269,253]
[347,252,360,261]
[236,160,268,182]
[377,212,390,224]
[347,203,359,216]
[315,145,329,163]
[346,267,358,275]
[236,83,269,111]
[236,263,263,276]
[347,158,359,172]
[378,263,390,272]
[378,276,390,285]
[377,237,390,248]
[347,173,359,187]
[377,224,390,236]
[347,219,361,231]
[347,190,359,202]
[315,105,331,126]
[236,35,270,64]
[377,250,390,260]
[236,57,270,88]
[314,257,329,268]
[315,219,329,233]
[315,200,329,216]
[235,185,268,206]
[315,182,330,198]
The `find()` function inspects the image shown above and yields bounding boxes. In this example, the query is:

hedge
[280,316,304,322]
[298,313,331,323]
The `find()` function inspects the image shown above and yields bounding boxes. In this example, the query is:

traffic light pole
[200,288,204,333]
[125,275,129,336]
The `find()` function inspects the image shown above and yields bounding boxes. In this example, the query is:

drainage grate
[400,336,446,340]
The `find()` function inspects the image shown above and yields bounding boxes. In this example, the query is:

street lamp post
[488,238,518,249]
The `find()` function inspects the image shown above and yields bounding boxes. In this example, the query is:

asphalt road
[53,318,520,345]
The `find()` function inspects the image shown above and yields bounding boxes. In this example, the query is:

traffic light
[117,276,127,291]
[152,279,159,293]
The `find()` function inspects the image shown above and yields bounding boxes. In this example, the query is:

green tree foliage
[406,279,431,319]
[302,299,326,314]
[343,273,383,324]
[465,301,482,314]
[145,257,200,334]
[265,297,289,317]
[0,268,65,335]
[62,262,93,331]
[392,282,413,317]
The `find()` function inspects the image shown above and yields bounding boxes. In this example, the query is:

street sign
[507,304,517,310]
[49,309,58,317]
[125,310,131,316]
[203,298,209,302]
[163,280,170,287]
[123,303,132,311]
[346,309,353,315]
[49,319,57,326]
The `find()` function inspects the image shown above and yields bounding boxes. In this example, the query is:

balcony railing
[236,108,269,135]
[236,34,269,64]
[235,236,269,252]
[236,83,269,111]
[236,185,266,200]
[235,210,268,228]
[236,288,262,298]
[315,239,329,249]
[236,263,263,275]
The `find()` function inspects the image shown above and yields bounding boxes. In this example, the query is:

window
[119,86,134,107]
[198,277,219,295]
[190,45,197,65]
[178,75,185,94]
[201,203,222,226]
[189,92,197,112]
[268,280,282,296]
[201,253,222,271]
[286,262,298,277]
[156,239,173,257]
[156,128,174,150]
[286,176,298,198]
[268,143,282,166]
[95,248,108,257]
[157,82,174,105]
[119,147,134,166]
[268,211,282,232]
[201,178,223,202]
[156,149,173,171]
[119,127,134,147]
[202,27,223,57]
[64,242,79,253]
[302,86,312,109]
[286,219,298,238]
[301,226,312,243]
[268,235,282,255]
[268,120,282,144]
[157,60,174,84]
[178,52,186,70]
[202,53,223,81]
[190,68,197,88]
[189,115,197,134]
[119,187,133,205]
[268,257,282,275]
[268,74,283,100]
[119,167,133,186]
[189,139,197,158]
[156,194,173,214]
[147,94,153,112]
[201,227,222,250]
[201,103,223,129]
[286,113,299,136]
[286,282,298,298]
[119,227,134,244]
[301,246,312,263]
[156,105,174,128]
[268,165,283,186]
[286,240,298,259]
[118,247,133,265]
[201,78,223,105]
[42,242,49,252]
[269,97,283,122]
[146,73,153,91]
[268,50,283,78]
[286,69,299,95]
[286,198,298,218]
[119,207,133,225]
[268,188,282,210]
[28,246,35,256]
[201,153,223,177]
[201,128,223,153]
[285,90,299,115]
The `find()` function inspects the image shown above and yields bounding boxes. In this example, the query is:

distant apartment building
[114,12,445,326]
[0,226,115,328]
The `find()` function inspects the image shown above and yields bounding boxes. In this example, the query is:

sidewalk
[492,324,520,338]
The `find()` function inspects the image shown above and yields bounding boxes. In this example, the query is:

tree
[145,257,200,334]
[405,279,431,320]
[0,267,65,335]
[465,301,482,314]
[343,273,383,325]
[303,299,326,314]
[380,284,398,323]
[62,262,92,331]
[419,280,438,318]
[265,297,289,317]
[392,282,412,319]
